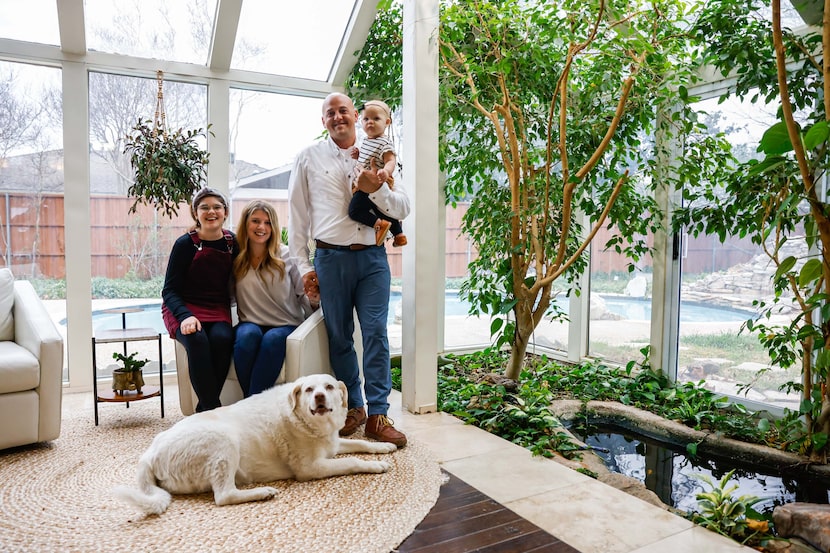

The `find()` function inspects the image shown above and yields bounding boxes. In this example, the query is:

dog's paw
[376,442,398,454]
[366,460,392,473]
[260,486,279,499]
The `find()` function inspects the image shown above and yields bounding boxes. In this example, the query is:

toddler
[349,100,407,247]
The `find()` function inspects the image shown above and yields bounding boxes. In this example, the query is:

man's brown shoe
[365,414,407,447]
[339,407,367,436]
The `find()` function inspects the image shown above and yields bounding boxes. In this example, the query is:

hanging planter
[111,351,149,395]
[123,70,212,218]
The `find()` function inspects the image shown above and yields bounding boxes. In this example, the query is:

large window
[589,241,653,366]
[87,72,207,379]
[0,61,65,376]
[678,94,800,410]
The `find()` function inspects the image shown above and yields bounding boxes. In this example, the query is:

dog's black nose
[314,392,326,406]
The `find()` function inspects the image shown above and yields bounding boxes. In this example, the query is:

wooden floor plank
[397,472,581,553]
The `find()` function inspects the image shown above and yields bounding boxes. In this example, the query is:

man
[288,92,410,447]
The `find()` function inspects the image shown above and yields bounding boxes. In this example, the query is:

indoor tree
[677,0,830,459]
[352,0,718,380]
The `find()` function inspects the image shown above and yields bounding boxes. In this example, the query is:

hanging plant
[123,70,211,218]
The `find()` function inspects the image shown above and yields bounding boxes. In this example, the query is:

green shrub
[30,276,164,300]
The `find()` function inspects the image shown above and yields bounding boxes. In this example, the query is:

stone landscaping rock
[773,503,830,553]
[596,472,669,510]
[762,536,824,553]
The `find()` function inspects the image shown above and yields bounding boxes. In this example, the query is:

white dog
[113,373,397,515]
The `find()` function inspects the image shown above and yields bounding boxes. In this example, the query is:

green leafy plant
[689,470,772,545]
[430,350,779,453]
[122,71,211,218]
[112,351,149,372]
[675,0,830,459]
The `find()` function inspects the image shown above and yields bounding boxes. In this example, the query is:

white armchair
[175,309,362,416]
[0,269,64,450]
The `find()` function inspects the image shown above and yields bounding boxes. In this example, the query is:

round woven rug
[0,392,442,553]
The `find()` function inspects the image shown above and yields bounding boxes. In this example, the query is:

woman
[161,188,238,412]
[233,200,314,397]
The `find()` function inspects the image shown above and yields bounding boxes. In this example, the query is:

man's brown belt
[315,240,374,251]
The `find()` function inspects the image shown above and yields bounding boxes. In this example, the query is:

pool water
[69,293,754,334]
[602,296,753,323]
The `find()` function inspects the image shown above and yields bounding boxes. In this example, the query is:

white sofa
[0,269,64,450]
[175,309,362,415]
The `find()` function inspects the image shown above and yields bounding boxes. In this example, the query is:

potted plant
[122,70,211,218]
[111,351,148,395]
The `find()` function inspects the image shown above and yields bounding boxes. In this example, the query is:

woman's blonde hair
[233,200,286,282]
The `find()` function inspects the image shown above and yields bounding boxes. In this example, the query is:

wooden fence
[0,192,754,281]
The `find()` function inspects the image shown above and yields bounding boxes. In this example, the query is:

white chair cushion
[0,268,14,341]
[0,341,40,394]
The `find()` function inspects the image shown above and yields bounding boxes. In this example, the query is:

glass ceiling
[0,0,369,85]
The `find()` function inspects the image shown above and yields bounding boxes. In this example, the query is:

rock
[761,537,824,553]
[589,293,623,320]
[590,293,608,320]
[773,503,830,553]
[625,275,649,298]
[476,372,518,392]
[597,472,669,510]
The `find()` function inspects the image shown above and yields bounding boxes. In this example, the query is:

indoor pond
[569,423,830,515]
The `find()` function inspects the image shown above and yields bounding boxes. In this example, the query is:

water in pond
[569,423,830,515]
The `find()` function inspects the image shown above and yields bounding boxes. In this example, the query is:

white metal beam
[62,60,93,391]
[57,0,86,55]
[208,0,242,71]
[401,0,440,414]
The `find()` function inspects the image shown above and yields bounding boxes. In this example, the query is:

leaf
[746,155,786,177]
[774,256,797,281]
[803,121,829,150]
[798,258,824,287]
[757,122,795,155]
[490,317,504,335]
[686,442,698,457]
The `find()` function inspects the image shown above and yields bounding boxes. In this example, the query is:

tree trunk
[505,305,535,380]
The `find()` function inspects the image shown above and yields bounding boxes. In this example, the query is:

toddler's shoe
[375,220,392,246]
[393,234,408,247]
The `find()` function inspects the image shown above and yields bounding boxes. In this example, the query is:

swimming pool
[602,296,752,323]
[70,293,753,334]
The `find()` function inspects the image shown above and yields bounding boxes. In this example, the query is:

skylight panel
[85,0,217,65]
[231,0,357,81]
[0,0,60,46]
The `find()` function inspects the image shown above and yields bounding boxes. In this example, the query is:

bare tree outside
[0,64,60,273]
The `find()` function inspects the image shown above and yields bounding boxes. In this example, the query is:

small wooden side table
[92,322,164,426]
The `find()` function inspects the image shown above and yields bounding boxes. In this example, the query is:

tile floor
[388,391,755,553]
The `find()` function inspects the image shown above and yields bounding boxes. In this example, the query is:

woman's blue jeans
[233,322,297,397]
